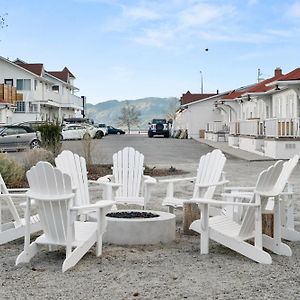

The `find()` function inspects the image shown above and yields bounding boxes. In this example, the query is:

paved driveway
[62,134,216,166]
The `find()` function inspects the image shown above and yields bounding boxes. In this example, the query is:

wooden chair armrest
[159,177,196,184]
[224,186,255,192]
[7,188,29,193]
[196,180,229,188]
[143,175,157,184]
[71,200,115,212]
[184,198,259,207]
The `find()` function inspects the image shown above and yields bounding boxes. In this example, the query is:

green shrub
[0,153,25,187]
[38,121,62,156]
[23,148,55,173]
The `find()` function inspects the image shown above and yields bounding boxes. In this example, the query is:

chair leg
[200,204,209,254]
[16,242,39,265]
[168,206,174,214]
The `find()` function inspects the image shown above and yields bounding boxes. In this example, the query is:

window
[34,80,37,91]
[52,85,59,93]
[16,79,31,91]
[16,101,26,112]
[5,127,27,135]
[29,103,38,112]
[4,79,13,86]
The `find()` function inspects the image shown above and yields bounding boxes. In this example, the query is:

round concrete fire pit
[103,210,176,245]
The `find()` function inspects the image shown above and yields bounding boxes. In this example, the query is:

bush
[38,121,62,156]
[0,153,25,187]
[23,148,55,173]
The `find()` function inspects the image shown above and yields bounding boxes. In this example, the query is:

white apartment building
[0,56,83,124]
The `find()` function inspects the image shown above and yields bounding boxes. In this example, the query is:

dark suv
[148,119,170,138]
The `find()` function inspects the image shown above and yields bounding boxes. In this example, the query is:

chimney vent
[275,67,282,77]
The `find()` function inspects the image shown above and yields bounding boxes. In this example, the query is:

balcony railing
[229,122,239,135]
[239,119,264,136]
[207,121,229,133]
[229,118,300,138]
[264,118,300,138]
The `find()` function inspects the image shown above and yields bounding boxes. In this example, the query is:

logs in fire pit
[106,211,159,219]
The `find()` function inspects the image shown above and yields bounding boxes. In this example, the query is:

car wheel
[148,132,153,138]
[30,139,41,149]
[164,132,170,138]
[117,131,121,135]
[95,131,104,139]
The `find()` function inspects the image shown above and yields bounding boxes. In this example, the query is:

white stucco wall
[185,98,226,139]
[272,89,298,118]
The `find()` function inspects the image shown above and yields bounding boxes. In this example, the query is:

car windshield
[152,119,166,124]
[0,127,4,134]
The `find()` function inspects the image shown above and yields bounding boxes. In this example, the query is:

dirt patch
[87,164,187,180]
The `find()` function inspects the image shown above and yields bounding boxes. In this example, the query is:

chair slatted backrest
[55,150,90,207]
[239,160,284,237]
[193,149,226,199]
[269,155,299,199]
[0,174,21,227]
[26,162,73,244]
[112,147,144,198]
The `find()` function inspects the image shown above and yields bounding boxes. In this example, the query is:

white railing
[68,94,83,108]
[239,119,264,136]
[207,121,228,133]
[229,122,240,135]
[264,118,300,138]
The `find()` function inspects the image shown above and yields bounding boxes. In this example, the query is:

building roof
[12,58,76,83]
[245,68,283,93]
[180,91,216,105]
[48,67,75,83]
[222,87,249,100]
[15,63,44,76]
[277,68,300,81]
[222,68,284,100]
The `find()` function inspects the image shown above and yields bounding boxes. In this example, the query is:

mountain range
[86,97,179,130]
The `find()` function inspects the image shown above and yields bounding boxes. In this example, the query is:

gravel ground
[1,139,300,299]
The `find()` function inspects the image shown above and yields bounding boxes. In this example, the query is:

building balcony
[229,118,300,138]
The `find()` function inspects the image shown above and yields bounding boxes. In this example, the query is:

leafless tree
[118,101,141,133]
[165,100,179,122]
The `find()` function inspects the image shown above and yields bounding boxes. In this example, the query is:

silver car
[0,125,41,151]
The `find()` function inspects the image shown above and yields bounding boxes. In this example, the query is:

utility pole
[200,71,203,94]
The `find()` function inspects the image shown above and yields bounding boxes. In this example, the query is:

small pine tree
[37,121,62,156]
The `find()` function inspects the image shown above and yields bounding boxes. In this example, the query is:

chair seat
[35,221,97,247]
[162,197,184,208]
[190,215,242,238]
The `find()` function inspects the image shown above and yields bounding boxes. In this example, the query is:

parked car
[14,121,48,131]
[148,119,170,138]
[98,123,108,135]
[0,125,41,151]
[107,126,125,135]
[62,123,104,140]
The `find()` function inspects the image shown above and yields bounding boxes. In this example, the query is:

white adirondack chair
[186,160,287,264]
[55,150,115,218]
[97,147,156,208]
[16,161,114,272]
[222,155,299,242]
[0,174,41,245]
[160,149,228,213]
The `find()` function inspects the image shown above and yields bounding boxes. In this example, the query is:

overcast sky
[1,0,300,104]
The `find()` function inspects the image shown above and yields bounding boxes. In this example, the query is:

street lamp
[200,71,204,94]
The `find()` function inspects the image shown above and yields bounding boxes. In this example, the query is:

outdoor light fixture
[220,100,225,105]
[247,95,251,101]
[275,85,281,91]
